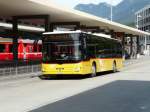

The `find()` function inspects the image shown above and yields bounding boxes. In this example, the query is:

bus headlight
[74,67,81,72]
[42,68,46,72]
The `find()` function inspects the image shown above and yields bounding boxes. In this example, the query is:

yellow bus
[41,31,123,78]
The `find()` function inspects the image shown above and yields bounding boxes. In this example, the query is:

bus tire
[112,62,117,73]
[39,75,48,80]
[91,63,97,77]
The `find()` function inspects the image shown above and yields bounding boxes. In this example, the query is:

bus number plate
[56,68,64,74]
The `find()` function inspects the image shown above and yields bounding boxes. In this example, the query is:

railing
[0,60,41,76]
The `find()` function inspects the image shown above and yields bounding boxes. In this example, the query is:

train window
[29,46,33,53]
[0,44,5,52]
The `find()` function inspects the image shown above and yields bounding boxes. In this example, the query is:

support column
[44,15,50,32]
[136,35,140,58]
[122,33,125,57]
[12,17,18,61]
[130,36,133,56]
[110,30,115,39]
[136,35,140,54]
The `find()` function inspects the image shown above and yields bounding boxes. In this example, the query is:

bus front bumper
[41,63,91,76]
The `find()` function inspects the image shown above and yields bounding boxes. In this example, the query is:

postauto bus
[41,31,123,78]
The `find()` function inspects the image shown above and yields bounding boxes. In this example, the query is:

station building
[135,5,150,54]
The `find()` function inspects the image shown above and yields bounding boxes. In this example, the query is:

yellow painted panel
[41,58,123,76]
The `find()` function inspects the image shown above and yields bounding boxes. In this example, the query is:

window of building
[146,9,148,15]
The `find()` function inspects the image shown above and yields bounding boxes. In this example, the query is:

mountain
[75,0,150,27]
[75,2,112,20]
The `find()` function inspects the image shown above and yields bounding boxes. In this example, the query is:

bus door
[81,35,91,73]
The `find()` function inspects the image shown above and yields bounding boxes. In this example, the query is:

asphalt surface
[31,80,150,112]
[30,56,150,112]
[1,56,150,112]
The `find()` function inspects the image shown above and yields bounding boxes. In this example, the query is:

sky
[51,0,123,8]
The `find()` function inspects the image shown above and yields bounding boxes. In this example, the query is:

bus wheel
[113,62,117,73]
[91,64,96,77]
[39,75,48,80]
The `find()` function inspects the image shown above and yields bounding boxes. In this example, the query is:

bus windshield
[42,34,83,63]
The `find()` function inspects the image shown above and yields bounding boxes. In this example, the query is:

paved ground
[0,56,150,112]
[31,80,150,112]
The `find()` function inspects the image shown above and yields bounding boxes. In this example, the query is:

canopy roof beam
[50,21,80,31]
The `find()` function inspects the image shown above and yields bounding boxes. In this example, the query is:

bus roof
[43,30,120,41]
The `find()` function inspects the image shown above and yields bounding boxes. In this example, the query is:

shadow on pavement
[39,71,114,80]
[30,80,150,112]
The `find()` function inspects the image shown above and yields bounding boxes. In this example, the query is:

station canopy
[0,0,150,36]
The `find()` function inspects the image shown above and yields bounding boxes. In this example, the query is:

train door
[26,44,33,60]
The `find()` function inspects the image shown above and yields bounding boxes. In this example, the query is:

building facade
[135,5,150,55]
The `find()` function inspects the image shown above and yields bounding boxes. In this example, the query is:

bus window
[86,35,97,58]
[42,33,82,63]
[110,40,117,58]
[87,44,97,58]
[0,44,5,52]
[102,39,111,58]
[116,43,123,58]
[97,38,105,58]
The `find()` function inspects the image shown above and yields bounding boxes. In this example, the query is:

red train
[0,37,42,61]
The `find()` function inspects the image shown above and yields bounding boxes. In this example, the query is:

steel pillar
[130,36,133,56]
[136,35,140,54]
[12,17,18,61]
[122,33,125,56]
[110,30,115,39]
